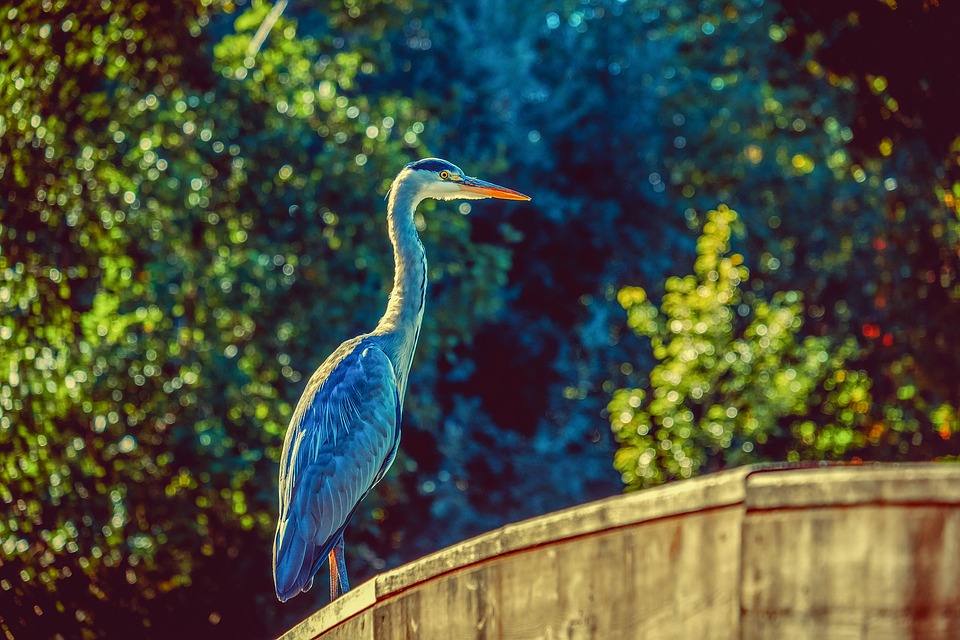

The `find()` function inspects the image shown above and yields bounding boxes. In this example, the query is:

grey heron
[273,158,530,602]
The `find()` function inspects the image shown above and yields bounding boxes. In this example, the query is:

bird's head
[398,158,531,202]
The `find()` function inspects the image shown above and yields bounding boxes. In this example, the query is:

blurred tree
[385,0,684,542]
[1,1,230,636]
[400,0,959,518]
[779,0,960,457]
[610,206,870,489]
[781,0,960,171]
[652,0,960,458]
[608,0,959,491]
[2,0,509,636]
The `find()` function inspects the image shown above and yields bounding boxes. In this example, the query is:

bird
[273,158,530,603]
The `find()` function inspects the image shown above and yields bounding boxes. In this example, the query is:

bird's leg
[328,535,349,601]
[327,547,339,602]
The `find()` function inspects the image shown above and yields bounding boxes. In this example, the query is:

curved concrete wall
[279,463,960,640]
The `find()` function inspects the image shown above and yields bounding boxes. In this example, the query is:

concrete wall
[278,463,960,640]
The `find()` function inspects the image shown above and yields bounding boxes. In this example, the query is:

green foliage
[650,0,960,461]
[610,207,870,490]
[1,0,507,636]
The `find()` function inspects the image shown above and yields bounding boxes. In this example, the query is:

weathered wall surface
[279,464,960,640]
[741,466,960,640]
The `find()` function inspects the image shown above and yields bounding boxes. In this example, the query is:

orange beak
[459,176,531,201]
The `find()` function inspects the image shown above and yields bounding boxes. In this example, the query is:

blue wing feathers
[273,339,401,601]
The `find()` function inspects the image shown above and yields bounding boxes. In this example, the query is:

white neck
[373,174,428,398]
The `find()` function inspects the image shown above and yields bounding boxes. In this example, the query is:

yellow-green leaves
[611,207,870,490]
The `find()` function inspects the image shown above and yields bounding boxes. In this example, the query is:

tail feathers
[274,518,324,602]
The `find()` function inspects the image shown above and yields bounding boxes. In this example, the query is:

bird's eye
[439,170,450,180]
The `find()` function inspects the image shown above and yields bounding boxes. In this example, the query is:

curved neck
[374,176,427,394]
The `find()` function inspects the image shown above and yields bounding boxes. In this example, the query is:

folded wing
[273,340,399,601]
